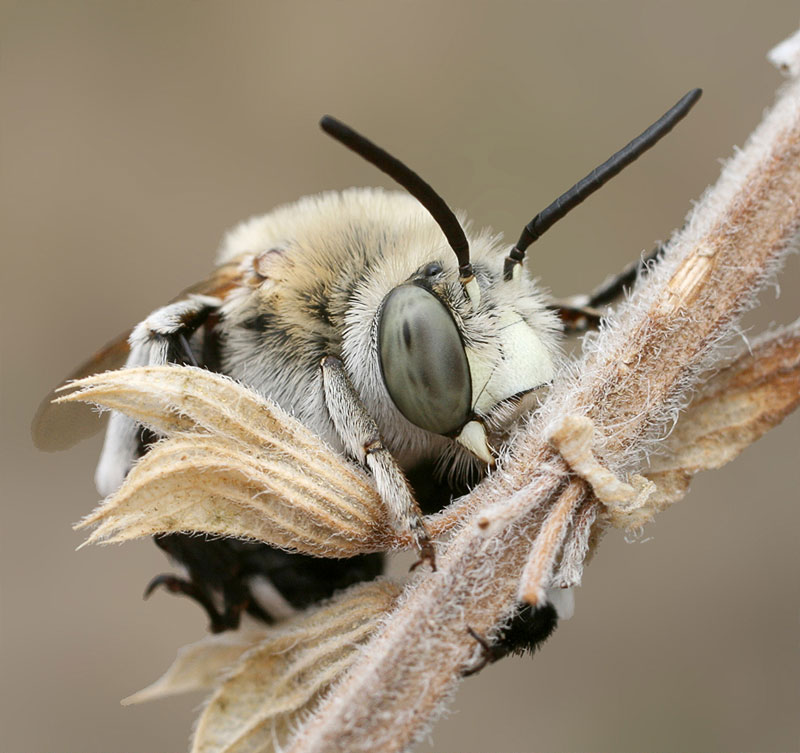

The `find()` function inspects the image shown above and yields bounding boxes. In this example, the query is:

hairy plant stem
[287,49,800,753]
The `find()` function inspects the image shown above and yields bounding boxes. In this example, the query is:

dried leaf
[192,580,400,753]
[638,323,800,521]
[122,629,270,705]
[62,367,396,556]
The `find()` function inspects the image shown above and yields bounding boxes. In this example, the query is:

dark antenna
[503,88,702,280]
[320,116,474,285]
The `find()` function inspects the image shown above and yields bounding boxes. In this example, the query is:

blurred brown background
[2,2,799,751]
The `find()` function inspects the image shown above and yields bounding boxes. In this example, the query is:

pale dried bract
[192,580,401,753]
[122,629,271,706]
[639,319,800,521]
[60,366,396,556]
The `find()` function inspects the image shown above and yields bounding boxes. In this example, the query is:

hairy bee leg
[320,355,435,570]
[549,244,664,334]
[94,295,221,496]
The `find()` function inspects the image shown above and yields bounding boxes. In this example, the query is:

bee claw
[144,572,187,598]
[409,537,437,572]
[143,573,235,633]
[462,626,499,677]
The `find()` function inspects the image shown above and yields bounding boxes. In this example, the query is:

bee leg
[462,603,559,677]
[549,244,664,334]
[126,294,222,367]
[320,355,435,570]
[150,534,277,632]
[462,626,502,677]
[547,303,605,334]
[95,295,221,497]
[144,573,234,633]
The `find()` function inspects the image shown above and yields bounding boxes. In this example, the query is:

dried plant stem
[286,47,800,753]
[517,480,584,606]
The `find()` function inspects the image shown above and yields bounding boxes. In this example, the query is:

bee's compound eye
[378,284,471,435]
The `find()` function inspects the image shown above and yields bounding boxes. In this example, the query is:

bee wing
[32,335,131,451]
[31,260,244,451]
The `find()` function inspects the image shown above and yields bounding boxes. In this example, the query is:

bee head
[320,116,557,463]
[372,237,559,465]
[323,92,701,463]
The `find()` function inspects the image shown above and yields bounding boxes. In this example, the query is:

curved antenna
[504,88,702,280]
[320,116,475,287]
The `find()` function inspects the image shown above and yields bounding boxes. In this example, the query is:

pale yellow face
[466,310,555,416]
[375,267,559,465]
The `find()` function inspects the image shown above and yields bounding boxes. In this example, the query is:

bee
[33,90,701,651]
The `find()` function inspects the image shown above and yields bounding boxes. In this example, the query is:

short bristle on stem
[503,88,703,280]
[320,116,474,283]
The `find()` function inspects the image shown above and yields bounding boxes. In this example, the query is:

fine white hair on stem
[285,30,800,753]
